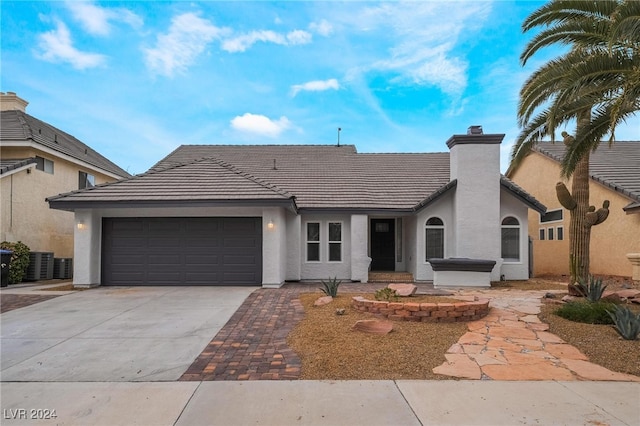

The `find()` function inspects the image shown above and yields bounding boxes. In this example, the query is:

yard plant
[555,300,616,325]
[607,305,640,341]
[319,277,342,297]
[0,241,30,284]
[576,275,608,302]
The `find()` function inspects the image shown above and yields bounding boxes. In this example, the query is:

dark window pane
[501,228,520,260]
[557,227,564,241]
[548,228,554,240]
[539,229,545,240]
[502,216,519,226]
[426,217,443,226]
[307,223,320,242]
[329,243,341,261]
[540,209,563,223]
[307,243,320,261]
[329,223,341,241]
[425,228,444,260]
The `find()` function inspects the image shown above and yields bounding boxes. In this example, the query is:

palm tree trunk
[569,151,590,285]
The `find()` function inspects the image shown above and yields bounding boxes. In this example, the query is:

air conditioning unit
[25,252,54,281]
[53,258,73,279]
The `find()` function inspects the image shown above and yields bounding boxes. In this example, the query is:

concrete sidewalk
[1,380,638,425]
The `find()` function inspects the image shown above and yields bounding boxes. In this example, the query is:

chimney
[0,92,29,112]
[446,126,505,278]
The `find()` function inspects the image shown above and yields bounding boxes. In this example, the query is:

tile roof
[49,143,544,213]
[1,110,131,178]
[47,158,296,209]
[533,141,640,211]
[0,158,37,176]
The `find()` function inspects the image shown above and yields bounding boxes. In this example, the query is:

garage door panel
[102,217,262,286]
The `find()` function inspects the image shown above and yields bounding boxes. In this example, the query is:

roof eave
[413,180,458,212]
[47,198,298,213]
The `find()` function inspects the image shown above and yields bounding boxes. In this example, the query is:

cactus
[558,131,610,291]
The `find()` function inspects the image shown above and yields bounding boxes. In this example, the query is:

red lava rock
[352,319,393,334]
[314,296,333,306]
[388,283,417,296]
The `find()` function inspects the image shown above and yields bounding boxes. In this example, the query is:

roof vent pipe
[467,125,483,135]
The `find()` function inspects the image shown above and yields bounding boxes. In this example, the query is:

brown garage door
[102,217,262,286]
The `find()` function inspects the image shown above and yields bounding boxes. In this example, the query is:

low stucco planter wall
[351,296,490,323]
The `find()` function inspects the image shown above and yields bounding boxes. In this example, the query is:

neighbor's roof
[533,141,640,212]
[0,109,131,179]
[48,144,544,212]
[0,157,37,176]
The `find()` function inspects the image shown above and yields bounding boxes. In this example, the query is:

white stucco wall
[499,190,531,280]
[413,191,455,281]
[450,142,502,280]
[350,214,369,282]
[262,207,287,287]
[285,213,301,281]
[73,209,102,287]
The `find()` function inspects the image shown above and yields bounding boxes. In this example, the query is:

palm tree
[510,0,640,288]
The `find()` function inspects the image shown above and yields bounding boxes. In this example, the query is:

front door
[370,219,395,271]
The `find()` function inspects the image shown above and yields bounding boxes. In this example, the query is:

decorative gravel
[287,293,468,380]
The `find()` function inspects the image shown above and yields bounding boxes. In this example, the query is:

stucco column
[350,214,370,282]
[285,213,301,281]
[262,207,286,288]
[627,253,640,281]
[73,210,101,288]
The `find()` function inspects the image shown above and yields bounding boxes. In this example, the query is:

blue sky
[2,1,638,175]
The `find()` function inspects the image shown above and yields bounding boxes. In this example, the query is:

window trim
[425,217,445,263]
[305,222,321,263]
[328,221,343,263]
[501,215,521,263]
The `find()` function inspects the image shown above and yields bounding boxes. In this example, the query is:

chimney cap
[467,125,483,135]
[1,92,29,112]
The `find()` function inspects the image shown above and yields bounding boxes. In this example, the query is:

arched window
[425,217,444,261]
[501,216,520,262]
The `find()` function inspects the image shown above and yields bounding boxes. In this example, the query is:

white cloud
[36,20,106,69]
[221,29,312,53]
[309,19,333,36]
[230,113,292,137]
[143,13,229,77]
[291,78,340,97]
[343,2,491,96]
[65,1,142,36]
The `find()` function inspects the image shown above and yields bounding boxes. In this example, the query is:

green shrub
[0,241,30,284]
[576,275,608,302]
[319,277,342,297]
[374,287,399,302]
[555,301,616,324]
[606,305,640,340]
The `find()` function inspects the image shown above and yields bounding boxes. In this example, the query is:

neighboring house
[47,126,545,288]
[0,92,131,259]
[507,141,640,279]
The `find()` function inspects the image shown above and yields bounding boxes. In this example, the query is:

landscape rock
[314,296,333,306]
[561,295,578,303]
[630,298,640,305]
[615,289,640,299]
[601,291,622,303]
[388,283,417,297]
[352,319,393,335]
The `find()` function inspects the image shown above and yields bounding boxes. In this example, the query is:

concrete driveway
[0,286,255,381]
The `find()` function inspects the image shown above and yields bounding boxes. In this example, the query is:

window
[35,156,54,174]
[501,216,520,262]
[540,209,563,223]
[557,226,564,241]
[548,227,554,240]
[79,171,95,189]
[328,222,342,262]
[539,229,545,240]
[425,217,444,261]
[306,223,320,262]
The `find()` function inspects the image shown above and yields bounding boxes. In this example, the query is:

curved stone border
[351,296,490,323]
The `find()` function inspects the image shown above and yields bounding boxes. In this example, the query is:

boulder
[615,289,640,299]
[352,319,393,335]
[388,283,417,297]
[314,296,333,306]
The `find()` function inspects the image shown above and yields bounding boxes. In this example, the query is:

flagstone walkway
[433,289,640,381]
